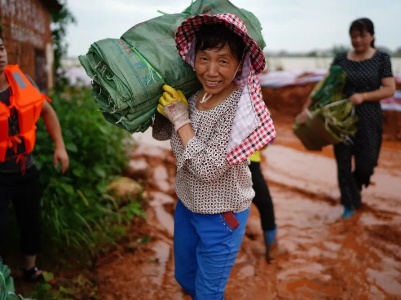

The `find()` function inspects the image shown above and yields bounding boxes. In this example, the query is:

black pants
[0,165,42,258]
[249,161,276,231]
[334,104,382,209]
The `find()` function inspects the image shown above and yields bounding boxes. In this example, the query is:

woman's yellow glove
[157,85,188,116]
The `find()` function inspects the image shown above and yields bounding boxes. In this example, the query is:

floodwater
[266,57,401,74]
[95,116,401,300]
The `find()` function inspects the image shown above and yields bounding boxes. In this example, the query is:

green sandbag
[79,0,266,133]
[183,0,266,49]
[79,38,185,133]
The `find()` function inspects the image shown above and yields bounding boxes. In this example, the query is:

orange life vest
[0,65,49,162]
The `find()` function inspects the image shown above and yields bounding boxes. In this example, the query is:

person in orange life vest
[0,33,69,282]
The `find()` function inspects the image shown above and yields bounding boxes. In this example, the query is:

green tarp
[78,0,266,133]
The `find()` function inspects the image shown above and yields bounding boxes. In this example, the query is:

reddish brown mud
[95,114,401,300]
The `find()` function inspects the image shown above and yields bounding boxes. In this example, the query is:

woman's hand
[297,96,313,124]
[163,101,191,131]
[53,146,69,173]
[350,78,395,105]
[157,85,188,116]
[349,93,365,105]
[296,109,310,124]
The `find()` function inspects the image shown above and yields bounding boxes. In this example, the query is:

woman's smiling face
[194,44,240,97]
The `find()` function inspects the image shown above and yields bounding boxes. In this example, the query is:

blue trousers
[174,199,250,300]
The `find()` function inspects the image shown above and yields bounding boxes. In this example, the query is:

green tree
[331,45,349,56]
[394,47,401,57]
[51,0,76,91]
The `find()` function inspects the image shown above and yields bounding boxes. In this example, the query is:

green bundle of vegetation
[310,65,347,109]
[0,260,20,300]
[322,99,358,139]
[33,86,143,262]
[293,65,357,151]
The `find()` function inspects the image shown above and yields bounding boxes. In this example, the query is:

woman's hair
[349,18,375,48]
[194,24,245,62]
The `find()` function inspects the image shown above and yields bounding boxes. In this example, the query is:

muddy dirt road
[96,117,401,300]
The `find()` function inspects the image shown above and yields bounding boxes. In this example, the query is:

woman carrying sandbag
[298,18,395,219]
[152,13,276,299]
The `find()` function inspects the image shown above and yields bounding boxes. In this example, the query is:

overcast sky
[64,0,401,58]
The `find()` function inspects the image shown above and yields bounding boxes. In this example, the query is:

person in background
[298,18,395,219]
[0,32,69,282]
[153,13,276,299]
[249,149,278,263]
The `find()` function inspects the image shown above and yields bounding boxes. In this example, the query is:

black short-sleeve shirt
[331,50,394,141]
[332,50,393,98]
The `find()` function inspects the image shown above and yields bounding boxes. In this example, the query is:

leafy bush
[34,86,140,262]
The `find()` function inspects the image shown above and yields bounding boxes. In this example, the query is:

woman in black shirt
[300,18,395,218]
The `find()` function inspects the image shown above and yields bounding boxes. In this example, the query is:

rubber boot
[264,227,278,263]
[342,206,355,219]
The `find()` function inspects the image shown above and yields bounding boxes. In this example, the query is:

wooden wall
[0,0,54,91]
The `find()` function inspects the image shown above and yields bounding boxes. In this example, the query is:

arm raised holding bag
[157,84,194,147]
[157,84,188,115]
